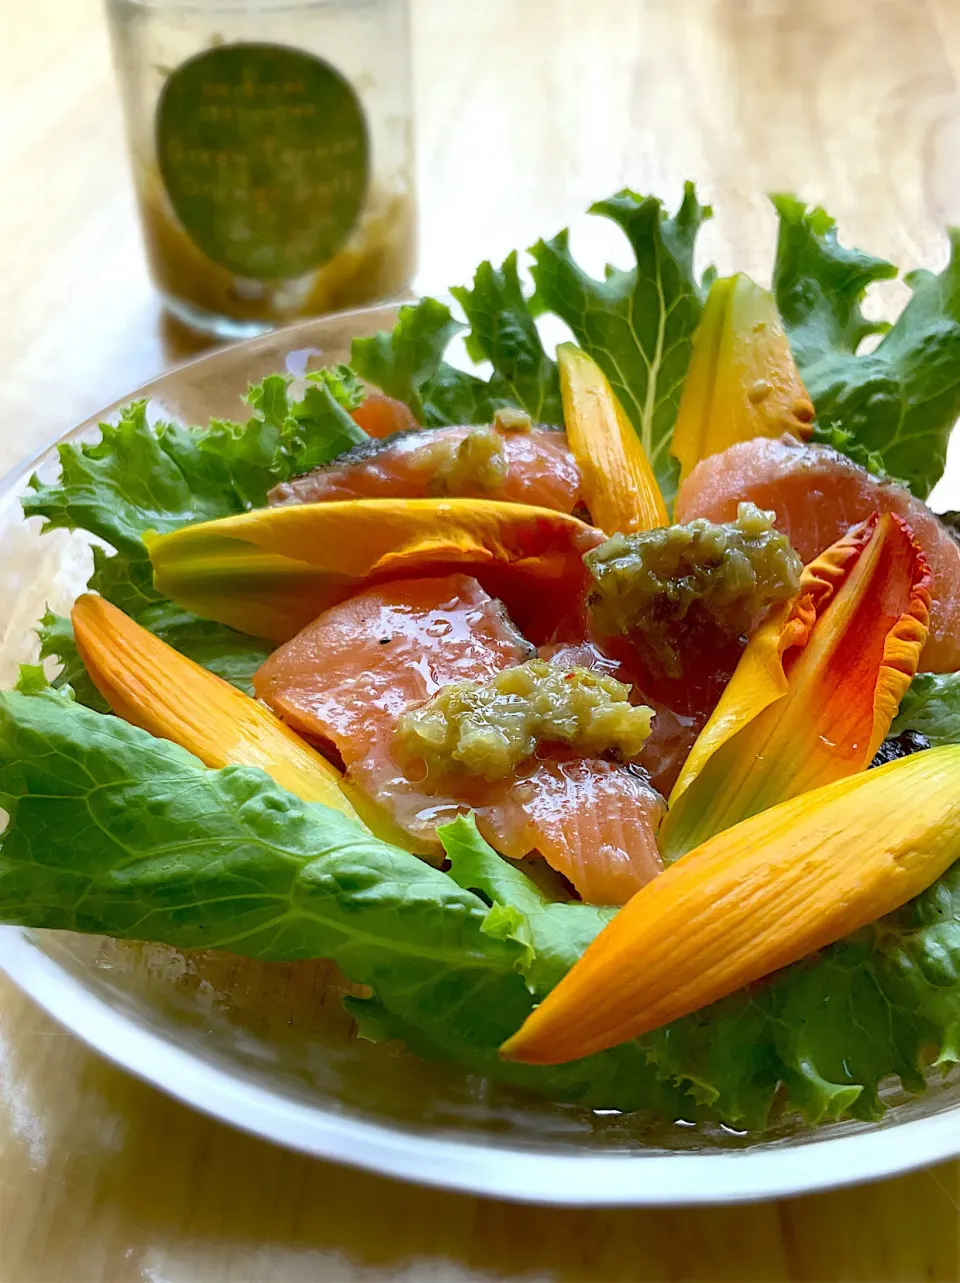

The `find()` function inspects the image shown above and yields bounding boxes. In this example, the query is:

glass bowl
[0,305,958,1206]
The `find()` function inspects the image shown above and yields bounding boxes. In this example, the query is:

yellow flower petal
[72,594,358,820]
[501,745,960,1065]
[558,344,668,533]
[147,498,599,643]
[660,513,931,861]
[671,274,815,484]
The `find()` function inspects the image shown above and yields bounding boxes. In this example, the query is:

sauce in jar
[106,0,416,336]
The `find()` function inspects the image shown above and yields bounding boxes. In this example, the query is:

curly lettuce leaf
[530,184,709,496]
[304,363,366,411]
[36,611,108,710]
[773,196,960,497]
[772,194,897,368]
[22,372,359,702]
[24,374,364,555]
[351,268,562,427]
[351,189,709,497]
[24,402,281,558]
[807,424,910,489]
[450,253,564,425]
[893,673,960,746]
[248,367,367,471]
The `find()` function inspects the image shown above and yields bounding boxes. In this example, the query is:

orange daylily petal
[660,513,932,861]
[671,274,815,484]
[147,498,601,643]
[72,594,359,820]
[557,344,668,534]
[500,746,960,1065]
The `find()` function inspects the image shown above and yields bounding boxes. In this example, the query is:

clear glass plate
[0,305,957,1205]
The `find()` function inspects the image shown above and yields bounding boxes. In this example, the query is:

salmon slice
[268,423,583,514]
[350,392,419,439]
[254,574,534,852]
[253,575,663,903]
[476,756,664,906]
[253,574,533,762]
[675,436,960,672]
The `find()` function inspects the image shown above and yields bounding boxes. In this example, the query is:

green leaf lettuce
[3,693,956,1132]
[351,187,710,498]
[23,371,364,702]
[0,690,687,1118]
[893,672,960,746]
[773,196,960,497]
[530,184,709,497]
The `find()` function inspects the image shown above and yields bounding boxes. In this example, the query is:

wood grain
[1,0,959,1278]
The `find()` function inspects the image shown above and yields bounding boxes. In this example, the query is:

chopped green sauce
[427,426,509,496]
[585,502,802,677]
[394,660,653,782]
[492,406,533,433]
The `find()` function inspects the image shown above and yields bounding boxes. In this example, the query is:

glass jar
[105,0,416,338]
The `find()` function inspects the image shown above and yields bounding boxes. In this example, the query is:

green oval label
[156,42,369,280]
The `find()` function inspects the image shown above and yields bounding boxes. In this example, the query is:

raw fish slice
[254,576,663,902]
[345,749,665,904]
[253,574,533,761]
[268,423,582,514]
[477,756,664,905]
[675,435,960,672]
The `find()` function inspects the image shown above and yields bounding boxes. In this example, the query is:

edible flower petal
[501,745,960,1065]
[72,593,358,819]
[558,343,668,533]
[147,498,600,643]
[660,512,932,861]
[671,273,815,484]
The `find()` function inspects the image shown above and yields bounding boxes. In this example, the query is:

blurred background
[5,0,960,475]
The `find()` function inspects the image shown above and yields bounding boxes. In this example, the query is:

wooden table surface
[2,0,960,1278]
